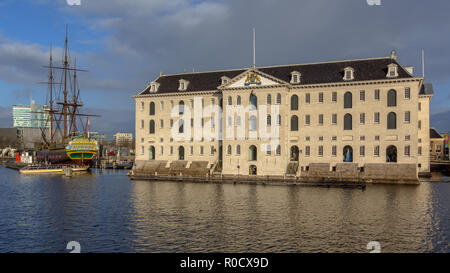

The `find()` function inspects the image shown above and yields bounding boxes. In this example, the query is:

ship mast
[63,24,69,140]
[49,44,54,144]
[72,57,77,133]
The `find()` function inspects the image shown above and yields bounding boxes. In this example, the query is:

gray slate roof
[139,57,414,95]
[430,128,443,139]
[419,83,434,95]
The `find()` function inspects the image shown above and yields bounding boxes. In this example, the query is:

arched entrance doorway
[178,146,185,160]
[386,145,397,162]
[149,146,155,160]
[290,146,299,161]
[249,165,257,175]
[343,146,353,162]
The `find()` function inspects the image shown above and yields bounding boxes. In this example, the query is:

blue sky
[0,0,449,136]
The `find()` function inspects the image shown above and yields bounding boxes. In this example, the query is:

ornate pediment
[221,69,286,89]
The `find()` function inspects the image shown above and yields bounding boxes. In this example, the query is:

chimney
[159,71,163,77]
[404,66,414,76]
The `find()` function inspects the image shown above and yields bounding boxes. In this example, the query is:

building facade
[114,132,133,146]
[429,128,444,160]
[13,100,50,129]
[134,51,433,178]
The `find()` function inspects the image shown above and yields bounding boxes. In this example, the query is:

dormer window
[178,79,189,91]
[387,63,399,78]
[149,81,160,92]
[290,71,301,84]
[221,76,230,85]
[343,67,355,81]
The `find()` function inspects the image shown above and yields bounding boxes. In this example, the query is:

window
[276,145,281,155]
[179,100,184,115]
[387,89,397,107]
[387,112,397,129]
[266,145,271,155]
[178,119,184,133]
[360,90,365,101]
[332,114,337,125]
[150,102,155,115]
[249,94,257,109]
[221,76,230,85]
[276,93,281,104]
[267,115,271,126]
[418,146,422,156]
[170,119,173,128]
[387,63,398,78]
[291,115,299,131]
[375,135,380,141]
[306,136,310,141]
[360,136,365,141]
[249,115,257,131]
[374,112,380,124]
[437,145,442,153]
[405,111,410,123]
[227,116,232,127]
[161,146,164,155]
[178,79,189,91]
[405,135,411,141]
[210,146,215,155]
[305,93,310,104]
[160,101,164,110]
[360,113,365,124]
[344,92,352,108]
[344,114,352,130]
[141,146,144,155]
[200,146,204,155]
[318,114,323,125]
[319,136,323,141]
[149,120,155,134]
[374,89,380,101]
[305,146,310,157]
[405,88,410,99]
[360,146,365,157]
[237,96,241,105]
[291,95,299,110]
[170,146,173,155]
[236,145,241,155]
[267,94,272,104]
[332,136,337,141]
[318,146,323,157]
[418,120,422,129]
[405,145,411,156]
[236,116,241,126]
[140,101,144,111]
[418,102,421,111]
[249,145,257,161]
[305,115,310,126]
[211,98,215,106]
[141,120,144,129]
[160,120,164,128]
[319,92,323,103]
[332,146,337,157]
[332,92,337,102]
[228,96,232,105]
[374,146,380,157]
[190,118,193,128]
[291,71,301,83]
[277,115,281,126]
[190,146,193,155]
[343,67,354,80]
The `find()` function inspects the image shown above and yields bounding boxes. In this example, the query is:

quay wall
[133,160,419,185]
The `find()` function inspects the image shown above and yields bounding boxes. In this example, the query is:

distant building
[89,132,107,144]
[430,128,444,160]
[13,100,49,128]
[114,132,133,146]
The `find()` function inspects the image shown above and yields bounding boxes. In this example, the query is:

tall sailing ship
[36,26,99,166]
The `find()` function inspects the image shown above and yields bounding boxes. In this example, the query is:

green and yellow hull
[65,137,99,165]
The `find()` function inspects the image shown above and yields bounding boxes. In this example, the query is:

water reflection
[0,167,448,252]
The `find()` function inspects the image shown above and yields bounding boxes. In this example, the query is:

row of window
[290,112,406,131]
[290,89,408,110]
[302,145,413,157]
[146,145,216,159]
[226,144,281,156]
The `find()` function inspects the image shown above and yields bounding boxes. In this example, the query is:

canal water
[0,167,448,253]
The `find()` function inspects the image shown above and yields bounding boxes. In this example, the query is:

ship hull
[36,148,93,166]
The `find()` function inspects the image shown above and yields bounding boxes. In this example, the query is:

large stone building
[134,51,433,180]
